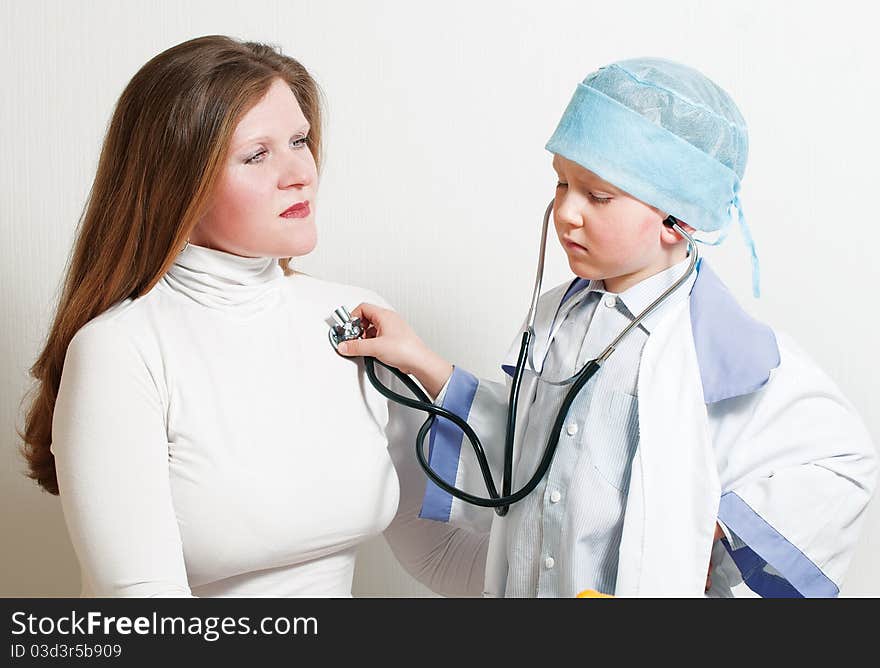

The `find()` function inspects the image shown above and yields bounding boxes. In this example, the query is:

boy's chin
[566,257,604,282]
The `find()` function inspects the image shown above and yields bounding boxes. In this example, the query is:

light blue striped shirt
[504,257,696,597]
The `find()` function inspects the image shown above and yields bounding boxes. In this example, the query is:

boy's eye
[555,182,611,205]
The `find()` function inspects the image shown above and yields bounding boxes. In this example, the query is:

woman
[18,35,487,597]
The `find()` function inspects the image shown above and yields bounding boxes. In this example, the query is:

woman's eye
[245,136,309,164]
[589,193,612,205]
[556,181,568,189]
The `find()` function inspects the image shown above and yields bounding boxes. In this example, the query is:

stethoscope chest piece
[328,306,364,350]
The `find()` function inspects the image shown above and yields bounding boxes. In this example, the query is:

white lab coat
[419,260,877,597]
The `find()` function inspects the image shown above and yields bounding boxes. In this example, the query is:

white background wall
[2,0,878,597]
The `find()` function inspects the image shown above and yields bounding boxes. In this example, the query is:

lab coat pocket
[588,389,640,494]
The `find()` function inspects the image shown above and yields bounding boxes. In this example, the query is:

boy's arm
[338,300,520,533]
[711,332,877,597]
[415,365,515,530]
[380,364,492,596]
[375,357,516,596]
[340,297,509,595]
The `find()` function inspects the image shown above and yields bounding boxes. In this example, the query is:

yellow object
[576,589,614,598]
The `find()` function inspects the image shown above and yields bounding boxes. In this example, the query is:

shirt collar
[539,259,781,403]
[566,256,696,334]
[615,256,696,333]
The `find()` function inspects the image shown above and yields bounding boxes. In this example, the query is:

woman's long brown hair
[17,35,324,494]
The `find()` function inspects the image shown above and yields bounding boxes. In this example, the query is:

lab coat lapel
[616,298,720,596]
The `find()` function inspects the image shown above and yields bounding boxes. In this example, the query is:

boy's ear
[660,215,695,243]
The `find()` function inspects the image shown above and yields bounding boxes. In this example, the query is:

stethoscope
[329,199,698,517]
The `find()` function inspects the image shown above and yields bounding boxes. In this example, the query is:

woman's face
[189,77,318,258]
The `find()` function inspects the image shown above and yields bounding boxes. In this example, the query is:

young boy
[338,58,877,597]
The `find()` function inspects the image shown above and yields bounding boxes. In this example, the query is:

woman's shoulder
[64,310,142,375]
[282,272,394,311]
[65,293,163,366]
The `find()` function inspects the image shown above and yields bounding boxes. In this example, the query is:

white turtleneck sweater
[51,243,488,597]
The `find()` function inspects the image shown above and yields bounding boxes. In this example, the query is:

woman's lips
[280,201,310,218]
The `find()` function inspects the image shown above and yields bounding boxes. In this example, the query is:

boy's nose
[554,200,584,228]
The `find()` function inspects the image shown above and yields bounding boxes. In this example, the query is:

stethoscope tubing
[361,202,698,515]
[363,342,601,514]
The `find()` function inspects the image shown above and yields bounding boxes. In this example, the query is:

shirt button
[604,295,617,308]
[544,556,555,569]
[566,423,578,436]
[549,490,561,504]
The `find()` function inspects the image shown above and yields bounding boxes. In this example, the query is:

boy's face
[552,154,684,291]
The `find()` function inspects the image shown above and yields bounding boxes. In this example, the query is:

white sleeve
[713,333,878,597]
[379,364,490,597]
[52,321,193,597]
[355,290,491,596]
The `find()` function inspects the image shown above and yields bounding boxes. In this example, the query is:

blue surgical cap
[546,57,761,297]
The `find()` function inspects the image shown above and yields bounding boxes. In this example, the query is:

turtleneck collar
[160,242,284,316]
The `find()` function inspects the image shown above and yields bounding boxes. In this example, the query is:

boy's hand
[335,302,453,399]
[705,521,724,592]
